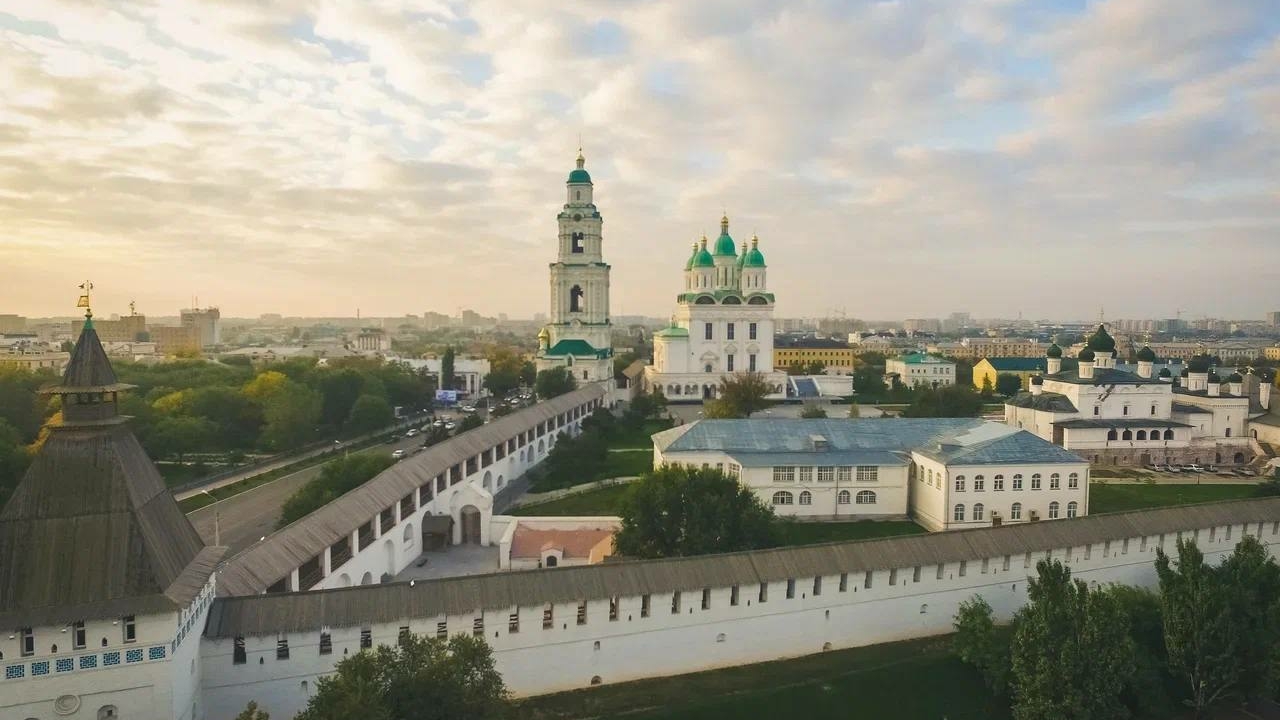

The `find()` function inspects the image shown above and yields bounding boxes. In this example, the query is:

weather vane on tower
[76,281,94,319]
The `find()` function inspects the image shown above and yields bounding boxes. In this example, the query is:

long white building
[652,418,1088,531]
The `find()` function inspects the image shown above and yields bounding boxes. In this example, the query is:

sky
[1,0,1278,322]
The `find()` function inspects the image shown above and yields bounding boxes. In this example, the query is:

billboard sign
[435,389,458,404]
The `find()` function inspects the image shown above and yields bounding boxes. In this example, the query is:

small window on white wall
[954,504,966,522]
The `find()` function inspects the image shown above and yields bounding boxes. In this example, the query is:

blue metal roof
[660,419,1084,467]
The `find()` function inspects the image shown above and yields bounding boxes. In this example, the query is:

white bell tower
[536,151,614,386]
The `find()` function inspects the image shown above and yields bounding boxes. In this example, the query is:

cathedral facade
[644,215,786,400]
[535,152,613,386]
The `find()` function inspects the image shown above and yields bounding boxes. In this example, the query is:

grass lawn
[1090,482,1258,514]
[1091,466,1153,480]
[609,419,673,449]
[776,519,926,546]
[516,636,1008,720]
[511,483,634,516]
[535,449,654,490]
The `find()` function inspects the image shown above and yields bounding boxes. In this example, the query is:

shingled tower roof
[0,315,222,627]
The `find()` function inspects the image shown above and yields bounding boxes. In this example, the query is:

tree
[995,373,1023,397]
[234,701,270,720]
[980,375,994,396]
[296,633,508,720]
[847,401,860,418]
[1157,539,1239,717]
[0,419,31,508]
[318,368,365,428]
[625,388,668,425]
[1217,536,1280,699]
[0,366,53,442]
[902,385,984,418]
[145,415,216,461]
[799,404,827,418]
[614,465,778,559]
[953,596,1010,696]
[519,360,536,387]
[242,370,291,401]
[187,385,264,448]
[535,366,577,400]
[483,347,524,398]
[280,453,396,526]
[1102,584,1175,716]
[1010,560,1136,720]
[441,346,456,391]
[346,394,394,434]
[457,414,484,434]
[711,372,773,418]
[260,381,322,450]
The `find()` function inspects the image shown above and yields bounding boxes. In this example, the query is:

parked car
[391,449,406,460]
[460,405,477,413]
[406,429,418,438]
[433,419,445,427]
[420,425,432,432]
[444,421,456,430]
[1186,464,1205,472]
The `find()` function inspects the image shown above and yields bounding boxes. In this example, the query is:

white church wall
[199,521,1280,720]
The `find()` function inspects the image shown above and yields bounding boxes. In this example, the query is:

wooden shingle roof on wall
[205,497,1280,638]
[216,384,607,595]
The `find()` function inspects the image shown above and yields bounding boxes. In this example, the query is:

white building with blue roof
[652,418,1088,531]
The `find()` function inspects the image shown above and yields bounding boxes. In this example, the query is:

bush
[279,453,396,526]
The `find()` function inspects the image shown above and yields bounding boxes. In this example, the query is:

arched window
[1121,429,1133,440]
[974,475,985,491]
[1067,501,1078,518]
[1048,501,1060,519]
[1049,473,1060,490]
[973,503,985,521]
[954,476,965,492]
[1031,473,1041,490]
[1107,429,1118,441]
[926,468,933,485]
[1012,474,1023,490]
[837,490,851,505]
[993,474,1004,491]
[1225,428,1231,437]
[1136,430,1147,440]
[569,285,584,313]
[1068,472,1079,489]
[1010,502,1022,520]
[856,490,876,505]
[772,491,793,506]
[798,491,812,506]
[953,504,966,522]
[1164,429,1174,440]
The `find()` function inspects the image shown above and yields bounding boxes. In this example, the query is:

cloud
[0,0,1276,321]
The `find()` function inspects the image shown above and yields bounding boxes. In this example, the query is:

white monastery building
[643,214,787,400]
[884,352,956,389]
[1006,325,1268,467]
[652,418,1088,531]
[535,151,614,387]
[4,314,1280,720]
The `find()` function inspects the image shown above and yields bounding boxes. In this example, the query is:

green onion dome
[737,241,748,267]
[1085,324,1116,353]
[1136,346,1156,362]
[567,151,591,184]
[1208,371,1221,383]
[743,234,766,267]
[712,213,737,256]
[1046,343,1063,358]
[1180,368,1189,377]
[1159,367,1172,378]
[1030,375,1044,386]
[694,235,715,267]
[684,243,699,270]
[1187,355,1212,373]
[1227,372,1243,383]
[1077,348,1095,362]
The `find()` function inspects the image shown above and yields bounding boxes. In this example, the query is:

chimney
[1046,357,1062,374]
[1137,360,1153,379]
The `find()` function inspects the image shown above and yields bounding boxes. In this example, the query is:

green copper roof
[654,325,689,338]
[1046,343,1062,358]
[712,214,736,256]
[694,247,715,267]
[568,168,591,184]
[737,242,748,267]
[1136,346,1156,362]
[685,245,699,270]
[1085,324,1116,353]
[544,339,609,359]
[743,247,765,267]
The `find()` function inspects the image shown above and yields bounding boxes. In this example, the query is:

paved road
[187,428,449,554]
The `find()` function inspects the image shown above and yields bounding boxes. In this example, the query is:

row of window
[705,322,758,341]
[3,644,163,681]
[772,490,875,506]
[1106,429,1177,441]
[924,470,1080,492]
[4,617,136,660]
[952,501,1078,522]
[772,466,879,483]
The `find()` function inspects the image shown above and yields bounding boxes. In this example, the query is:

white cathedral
[642,215,787,400]
[535,152,614,387]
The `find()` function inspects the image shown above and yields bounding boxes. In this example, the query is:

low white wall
[200,520,1280,720]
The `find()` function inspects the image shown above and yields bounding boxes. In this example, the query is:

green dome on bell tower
[712,212,737,256]
[567,150,592,184]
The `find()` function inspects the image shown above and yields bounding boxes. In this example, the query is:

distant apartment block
[0,314,26,333]
[181,307,221,346]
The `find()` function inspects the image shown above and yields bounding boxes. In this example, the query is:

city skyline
[3,1,1279,319]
